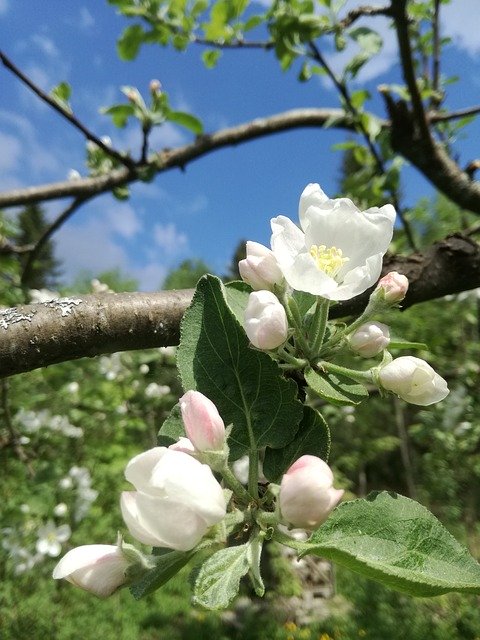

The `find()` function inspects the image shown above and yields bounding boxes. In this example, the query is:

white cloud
[0,132,22,171]
[31,34,60,58]
[131,262,168,291]
[153,222,188,254]
[442,0,480,56]
[79,7,95,30]
[105,202,142,239]
[0,0,8,15]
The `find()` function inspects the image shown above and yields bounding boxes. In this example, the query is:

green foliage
[163,258,212,290]
[304,492,480,596]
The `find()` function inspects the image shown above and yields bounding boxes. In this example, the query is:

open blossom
[53,545,131,598]
[349,321,390,358]
[180,390,225,452]
[244,290,288,350]
[279,456,344,529]
[378,356,449,406]
[36,521,71,557]
[120,447,227,551]
[239,241,284,291]
[271,183,395,300]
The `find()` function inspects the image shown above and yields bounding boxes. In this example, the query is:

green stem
[309,297,330,355]
[271,529,311,554]
[282,294,311,356]
[248,448,259,500]
[221,465,253,504]
[277,347,308,369]
[319,360,374,384]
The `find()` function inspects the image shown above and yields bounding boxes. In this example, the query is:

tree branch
[0,50,137,172]
[0,234,478,379]
[0,108,356,208]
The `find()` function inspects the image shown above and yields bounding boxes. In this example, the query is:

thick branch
[0,235,478,379]
[0,108,355,208]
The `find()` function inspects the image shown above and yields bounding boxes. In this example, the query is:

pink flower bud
[349,321,390,358]
[52,545,130,598]
[179,391,225,452]
[378,356,449,406]
[149,79,162,93]
[239,241,284,291]
[376,271,409,303]
[279,456,344,529]
[244,291,288,350]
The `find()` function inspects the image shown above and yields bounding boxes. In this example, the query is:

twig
[0,379,34,474]
[0,240,33,256]
[337,4,392,29]
[431,0,441,106]
[429,105,480,123]
[390,0,432,144]
[0,50,138,173]
[20,196,92,288]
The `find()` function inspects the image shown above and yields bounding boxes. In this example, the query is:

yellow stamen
[309,244,349,278]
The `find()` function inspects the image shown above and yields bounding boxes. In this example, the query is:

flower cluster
[239,183,448,407]
[53,389,342,597]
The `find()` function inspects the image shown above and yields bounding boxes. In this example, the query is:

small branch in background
[430,0,441,107]
[0,50,138,173]
[337,4,392,30]
[141,124,151,164]
[20,196,92,289]
[0,240,33,256]
[393,396,417,500]
[465,160,480,180]
[429,104,480,123]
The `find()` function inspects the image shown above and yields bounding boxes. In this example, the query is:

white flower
[279,455,344,529]
[139,364,150,374]
[145,383,170,399]
[244,290,288,350]
[54,503,68,517]
[349,321,390,358]
[66,381,80,394]
[270,183,395,300]
[67,169,81,181]
[29,288,59,303]
[36,521,71,557]
[238,241,284,291]
[59,477,73,490]
[159,346,176,358]
[378,356,449,406]
[179,390,226,452]
[53,545,130,598]
[120,447,227,551]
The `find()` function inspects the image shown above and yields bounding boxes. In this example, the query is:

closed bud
[239,241,284,291]
[244,291,288,350]
[279,456,343,529]
[376,271,409,303]
[378,356,449,406]
[52,545,131,598]
[149,79,162,93]
[349,321,390,358]
[179,390,225,452]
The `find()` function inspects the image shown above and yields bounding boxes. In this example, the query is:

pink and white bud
[349,321,390,358]
[378,356,449,406]
[149,79,162,93]
[244,290,288,350]
[53,545,130,598]
[239,241,284,291]
[179,390,225,452]
[376,272,409,303]
[120,447,226,551]
[279,456,344,529]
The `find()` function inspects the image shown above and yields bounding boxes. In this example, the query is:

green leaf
[100,104,135,128]
[112,185,130,200]
[130,549,197,599]
[50,82,72,113]
[292,290,316,317]
[117,24,145,60]
[302,492,480,597]
[157,403,185,446]
[193,544,250,609]
[263,405,330,481]
[224,280,251,326]
[389,338,428,351]
[177,275,302,459]
[202,49,222,69]
[305,367,368,406]
[167,110,204,135]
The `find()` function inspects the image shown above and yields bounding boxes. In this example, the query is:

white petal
[53,544,118,579]
[124,447,166,492]
[270,216,305,266]
[281,252,338,296]
[120,491,168,547]
[326,254,383,301]
[298,183,328,230]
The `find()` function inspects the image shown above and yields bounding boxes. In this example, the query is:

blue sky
[1,0,480,289]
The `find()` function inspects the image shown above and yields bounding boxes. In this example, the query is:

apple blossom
[36,521,71,557]
[280,455,344,529]
[180,390,226,452]
[120,447,227,551]
[168,436,197,455]
[376,271,409,303]
[239,241,284,291]
[349,321,390,358]
[244,290,288,350]
[53,545,131,598]
[378,356,449,406]
[271,183,395,300]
